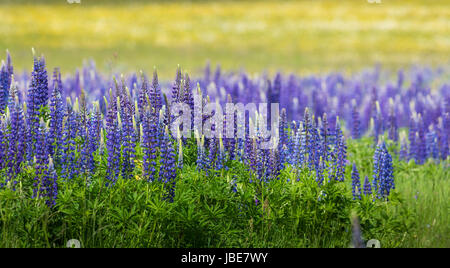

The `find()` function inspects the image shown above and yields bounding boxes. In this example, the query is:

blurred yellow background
[0,0,448,77]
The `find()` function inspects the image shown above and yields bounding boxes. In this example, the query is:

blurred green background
[0,0,449,78]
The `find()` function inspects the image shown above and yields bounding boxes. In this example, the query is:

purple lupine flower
[425,125,439,160]
[416,114,427,164]
[138,72,150,115]
[177,138,183,170]
[268,146,280,180]
[151,69,162,113]
[255,139,265,182]
[213,64,221,87]
[207,137,217,170]
[373,141,395,200]
[351,163,361,200]
[32,120,49,199]
[159,126,176,202]
[268,73,281,125]
[224,94,237,160]
[399,132,408,161]
[105,93,121,186]
[334,119,347,182]
[380,143,395,199]
[321,113,331,160]
[352,99,361,139]
[373,101,383,145]
[84,104,102,174]
[171,66,183,103]
[120,93,136,179]
[215,137,225,170]
[6,78,26,185]
[42,157,58,208]
[302,108,313,169]
[278,108,288,167]
[372,141,383,198]
[291,123,305,170]
[48,69,64,160]
[61,100,78,180]
[247,137,258,178]
[408,113,417,161]
[0,120,5,173]
[34,56,49,109]
[0,58,13,113]
[387,98,398,142]
[0,51,13,113]
[196,136,207,172]
[310,121,321,171]
[363,175,372,196]
[26,57,41,160]
[142,107,158,181]
[439,114,449,160]
[315,156,325,185]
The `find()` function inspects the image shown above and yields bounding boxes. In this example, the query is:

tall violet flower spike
[48,69,64,160]
[334,118,347,182]
[6,77,26,185]
[351,99,361,139]
[363,175,372,196]
[159,126,176,202]
[351,163,361,200]
[142,107,158,181]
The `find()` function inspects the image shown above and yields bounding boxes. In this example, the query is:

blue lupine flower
[196,135,207,172]
[159,126,176,202]
[48,69,64,161]
[372,141,395,200]
[408,114,417,161]
[351,99,361,139]
[278,108,288,167]
[84,104,102,174]
[320,113,331,161]
[105,95,121,186]
[425,128,438,162]
[415,114,427,164]
[177,137,184,170]
[334,119,347,182]
[32,120,49,199]
[0,120,5,174]
[171,66,183,103]
[399,132,408,161]
[61,100,78,181]
[208,137,217,170]
[387,98,398,142]
[351,163,361,200]
[5,82,26,186]
[0,51,13,113]
[151,69,162,113]
[42,157,58,208]
[372,141,383,198]
[138,72,150,116]
[380,144,395,199]
[120,94,136,179]
[315,156,325,185]
[216,136,225,171]
[34,56,49,109]
[373,101,383,145]
[363,175,372,196]
[142,108,159,181]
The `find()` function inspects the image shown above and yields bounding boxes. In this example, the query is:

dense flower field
[0,51,448,247]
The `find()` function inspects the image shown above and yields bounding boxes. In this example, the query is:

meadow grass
[0,0,449,77]
[0,137,448,248]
